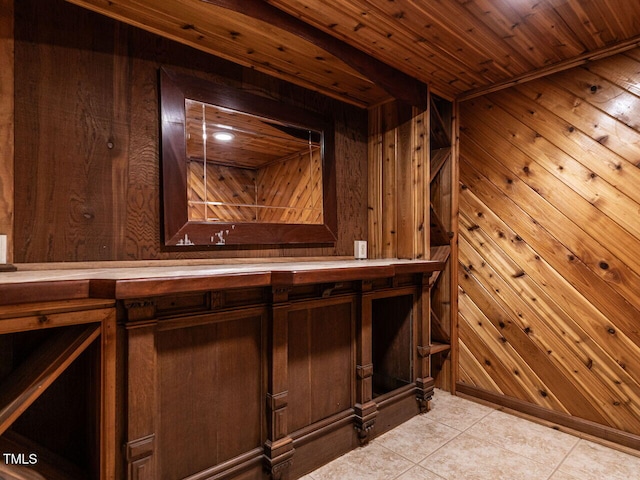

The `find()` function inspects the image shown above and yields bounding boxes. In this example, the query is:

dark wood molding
[0,280,91,306]
[160,67,339,247]
[201,0,427,109]
[457,34,640,101]
[456,383,640,451]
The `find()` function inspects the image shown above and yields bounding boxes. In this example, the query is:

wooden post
[0,0,14,268]
[101,309,117,480]
[354,281,376,444]
[123,301,158,480]
[416,272,435,412]
[449,100,460,393]
[264,287,294,480]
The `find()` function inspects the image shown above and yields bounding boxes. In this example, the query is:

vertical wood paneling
[382,106,398,259]
[367,101,429,260]
[459,48,640,436]
[368,107,383,258]
[13,0,367,262]
[0,0,13,263]
[412,108,429,260]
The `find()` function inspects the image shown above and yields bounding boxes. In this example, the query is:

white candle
[0,234,7,264]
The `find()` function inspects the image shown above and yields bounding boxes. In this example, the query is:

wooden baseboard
[456,382,640,452]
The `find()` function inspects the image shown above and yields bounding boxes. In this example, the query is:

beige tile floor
[300,389,640,480]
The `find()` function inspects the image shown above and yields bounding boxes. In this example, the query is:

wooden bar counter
[0,259,445,480]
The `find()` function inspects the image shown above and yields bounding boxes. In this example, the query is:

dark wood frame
[159,67,338,247]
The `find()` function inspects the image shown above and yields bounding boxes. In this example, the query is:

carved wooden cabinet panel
[287,300,354,433]
[117,261,443,480]
[157,311,266,479]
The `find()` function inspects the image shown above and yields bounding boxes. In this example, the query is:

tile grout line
[545,437,583,480]
[375,442,421,480]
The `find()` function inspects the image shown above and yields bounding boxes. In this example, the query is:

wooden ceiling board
[67,0,640,102]
[266,0,488,95]
[267,0,640,98]
[65,0,389,107]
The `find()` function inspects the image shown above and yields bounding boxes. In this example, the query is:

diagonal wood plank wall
[458,47,640,441]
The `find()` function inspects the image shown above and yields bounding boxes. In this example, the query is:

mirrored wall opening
[185,99,324,225]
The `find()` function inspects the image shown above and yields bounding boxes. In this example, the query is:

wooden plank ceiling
[67,0,640,105]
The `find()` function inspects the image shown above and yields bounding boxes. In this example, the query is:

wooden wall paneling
[458,281,568,412]
[593,50,640,113]
[457,228,614,425]
[413,108,429,260]
[458,305,535,402]
[459,159,640,409]
[581,54,640,130]
[459,113,640,315]
[457,340,502,393]
[489,86,640,232]
[465,118,638,316]
[382,104,398,259]
[396,106,414,259]
[457,242,624,427]
[14,0,117,262]
[14,0,368,261]
[123,27,169,261]
[457,76,640,437]
[460,112,640,328]
[313,103,367,259]
[368,100,429,260]
[484,88,640,242]
[0,0,13,265]
[367,106,383,259]
[518,74,640,163]
[110,22,132,261]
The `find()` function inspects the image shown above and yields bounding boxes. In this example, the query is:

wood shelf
[430,205,451,246]
[430,147,451,183]
[428,93,455,392]
[430,97,452,149]
[430,308,451,344]
[0,324,101,436]
[430,343,451,355]
[430,245,451,264]
[428,246,451,289]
